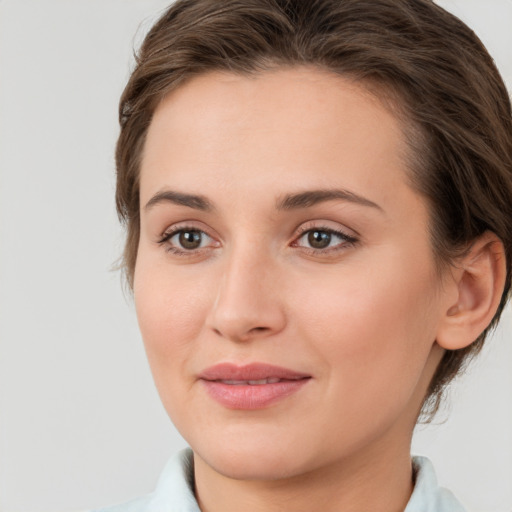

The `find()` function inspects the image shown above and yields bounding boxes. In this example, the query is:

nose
[206,244,287,343]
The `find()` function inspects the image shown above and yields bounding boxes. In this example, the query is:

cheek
[133,256,211,383]
[292,253,440,403]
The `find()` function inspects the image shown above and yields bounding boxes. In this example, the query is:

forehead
[144,67,405,151]
[140,66,414,214]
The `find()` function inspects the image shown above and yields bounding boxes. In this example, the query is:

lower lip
[201,379,310,409]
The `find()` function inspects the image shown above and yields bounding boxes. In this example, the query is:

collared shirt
[92,448,466,512]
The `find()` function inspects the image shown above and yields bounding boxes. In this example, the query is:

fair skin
[134,67,505,512]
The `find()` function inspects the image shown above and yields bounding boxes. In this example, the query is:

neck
[193,433,414,512]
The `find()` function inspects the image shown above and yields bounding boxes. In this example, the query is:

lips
[199,363,311,409]
[218,378,283,385]
[200,362,310,381]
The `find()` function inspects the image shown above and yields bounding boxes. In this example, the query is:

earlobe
[436,232,506,351]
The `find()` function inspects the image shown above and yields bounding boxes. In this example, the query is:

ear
[436,232,506,350]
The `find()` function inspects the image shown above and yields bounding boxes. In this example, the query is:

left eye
[295,229,354,250]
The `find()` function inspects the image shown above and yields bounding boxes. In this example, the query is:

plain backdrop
[0,1,511,511]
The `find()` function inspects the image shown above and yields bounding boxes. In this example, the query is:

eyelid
[158,220,217,240]
[291,221,359,253]
[157,221,221,255]
[293,220,358,239]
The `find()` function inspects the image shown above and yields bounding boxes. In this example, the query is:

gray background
[0,1,511,511]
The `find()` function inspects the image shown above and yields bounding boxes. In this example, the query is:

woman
[96,0,512,510]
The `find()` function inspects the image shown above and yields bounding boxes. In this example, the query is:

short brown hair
[115,0,512,417]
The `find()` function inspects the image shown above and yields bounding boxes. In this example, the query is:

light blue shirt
[92,448,466,512]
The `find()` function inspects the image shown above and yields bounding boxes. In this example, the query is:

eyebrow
[144,190,214,212]
[276,189,383,211]
[143,187,382,213]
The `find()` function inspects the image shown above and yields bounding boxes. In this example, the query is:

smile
[199,363,311,409]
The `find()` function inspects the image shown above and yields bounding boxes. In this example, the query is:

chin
[205,452,306,481]
[192,432,315,481]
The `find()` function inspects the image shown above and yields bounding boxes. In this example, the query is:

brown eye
[307,230,332,249]
[178,230,203,250]
[294,226,357,254]
[158,227,219,256]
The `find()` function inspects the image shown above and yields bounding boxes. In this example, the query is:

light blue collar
[405,456,466,511]
[94,448,466,512]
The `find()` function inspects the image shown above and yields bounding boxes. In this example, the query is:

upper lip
[199,362,311,381]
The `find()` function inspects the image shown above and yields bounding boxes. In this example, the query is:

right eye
[158,227,218,255]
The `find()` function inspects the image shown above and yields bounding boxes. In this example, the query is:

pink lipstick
[199,363,311,409]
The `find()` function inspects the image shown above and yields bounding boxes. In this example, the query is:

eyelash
[157,224,358,257]
[292,225,358,255]
[157,225,217,256]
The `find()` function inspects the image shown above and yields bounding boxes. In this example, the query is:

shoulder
[89,448,200,512]
[405,456,467,512]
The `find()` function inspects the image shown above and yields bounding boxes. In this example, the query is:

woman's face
[135,67,449,479]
